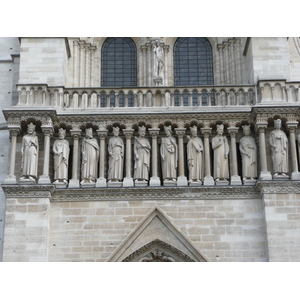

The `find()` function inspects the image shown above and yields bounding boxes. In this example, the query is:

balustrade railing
[16,84,257,109]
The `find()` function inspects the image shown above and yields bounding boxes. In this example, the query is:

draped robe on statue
[269,129,289,174]
[187,137,203,181]
[134,137,151,181]
[53,139,69,181]
[160,136,178,180]
[81,138,99,181]
[212,135,229,179]
[239,136,257,179]
[21,134,39,178]
[108,136,124,181]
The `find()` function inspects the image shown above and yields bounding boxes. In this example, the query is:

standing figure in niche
[21,122,39,182]
[53,128,70,184]
[134,126,151,182]
[212,124,229,181]
[81,128,99,184]
[239,125,257,180]
[153,39,164,78]
[160,125,178,181]
[187,125,203,183]
[108,127,124,182]
[269,119,288,176]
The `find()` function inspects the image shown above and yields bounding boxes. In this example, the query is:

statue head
[86,128,93,138]
[113,126,120,136]
[58,128,66,139]
[242,125,251,136]
[138,126,146,136]
[216,124,224,135]
[164,125,172,136]
[27,123,36,134]
[274,119,282,129]
[191,125,197,136]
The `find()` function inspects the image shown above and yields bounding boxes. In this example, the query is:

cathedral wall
[46,198,267,262]
[250,37,290,82]
[18,38,69,86]
[263,193,300,261]
[288,37,300,82]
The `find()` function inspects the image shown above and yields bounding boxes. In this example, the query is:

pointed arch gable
[106,206,209,262]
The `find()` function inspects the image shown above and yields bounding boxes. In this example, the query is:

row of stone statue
[19,119,289,186]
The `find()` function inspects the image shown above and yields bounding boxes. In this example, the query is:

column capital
[70,129,81,139]
[123,128,134,138]
[41,125,54,136]
[175,127,186,137]
[96,129,108,139]
[201,127,212,137]
[8,126,20,136]
[286,121,298,131]
[227,126,239,137]
[255,122,268,133]
[149,128,160,137]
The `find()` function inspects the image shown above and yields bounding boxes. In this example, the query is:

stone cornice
[2,184,55,198]
[51,186,260,201]
[256,181,300,194]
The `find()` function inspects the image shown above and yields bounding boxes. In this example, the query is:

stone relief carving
[108,127,124,182]
[239,125,257,181]
[269,119,289,177]
[186,126,203,183]
[134,126,151,182]
[20,123,39,183]
[81,128,99,184]
[53,128,70,185]
[160,126,178,182]
[212,124,229,182]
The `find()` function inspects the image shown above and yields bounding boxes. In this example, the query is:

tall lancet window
[174,37,213,86]
[101,37,137,87]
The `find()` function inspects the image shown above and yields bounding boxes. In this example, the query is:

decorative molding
[122,239,194,262]
[2,184,55,198]
[257,181,300,194]
[51,186,260,202]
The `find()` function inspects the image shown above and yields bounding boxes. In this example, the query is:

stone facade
[1,37,300,262]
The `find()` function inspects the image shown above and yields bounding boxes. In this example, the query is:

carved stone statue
[53,128,70,184]
[20,123,39,182]
[212,124,229,181]
[187,126,203,183]
[153,39,164,82]
[134,126,151,182]
[108,127,124,182]
[269,119,288,176]
[160,125,178,181]
[81,128,99,184]
[239,125,257,180]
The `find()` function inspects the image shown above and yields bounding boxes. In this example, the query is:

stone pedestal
[177,176,188,186]
[134,180,148,187]
[69,179,80,188]
[149,176,161,186]
[163,179,177,187]
[203,175,215,186]
[273,174,289,181]
[80,182,96,188]
[54,181,68,189]
[38,175,51,184]
[123,177,134,187]
[230,175,242,186]
[259,171,272,180]
[96,178,107,187]
[215,179,229,186]
[4,175,17,184]
[291,172,300,180]
[19,177,36,184]
[107,180,122,187]
[243,178,257,186]
[189,180,202,186]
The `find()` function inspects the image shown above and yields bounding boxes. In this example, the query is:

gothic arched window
[174,37,213,86]
[101,37,137,87]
